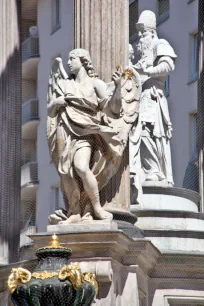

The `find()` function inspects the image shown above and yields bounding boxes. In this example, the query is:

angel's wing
[47,57,68,158]
[47,57,68,104]
[121,68,141,124]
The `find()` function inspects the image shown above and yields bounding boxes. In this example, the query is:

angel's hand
[47,97,66,117]
[64,93,76,101]
[112,71,121,86]
[53,96,66,108]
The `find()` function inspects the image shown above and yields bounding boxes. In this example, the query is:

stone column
[74,0,135,223]
[74,0,129,83]
[0,0,21,263]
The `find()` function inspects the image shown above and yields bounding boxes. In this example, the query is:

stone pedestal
[0,0,21,264]
[131,186,204,252]
[28,231,159,306]
[47,220,118,233]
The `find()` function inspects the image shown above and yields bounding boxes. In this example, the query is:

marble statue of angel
[47,48,140,224]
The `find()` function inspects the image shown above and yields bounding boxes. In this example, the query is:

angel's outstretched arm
[110,71,121,115]
[93,73,122,115]
[93,78,108,99]
[47,96,66,117]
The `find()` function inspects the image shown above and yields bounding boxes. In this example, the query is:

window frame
[188,31,198,83]
[51,0,61,35]
[164,75,170,97]
[157,0,170,26]
[189,111,197,159]
[129,0,139,43]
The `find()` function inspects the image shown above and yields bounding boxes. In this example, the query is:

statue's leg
[141,135,165,181]
[74,147,113,220]
[59,174,82,224]
[161,137,174,185]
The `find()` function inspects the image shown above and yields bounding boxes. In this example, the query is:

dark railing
[22,36,39,62]
[22,99,39,125]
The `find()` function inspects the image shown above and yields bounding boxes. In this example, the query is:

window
[129,0,138,41]
[52,0,61,33]
[157,0,170,25]
[189,112,197,159]
[164,75,170,97]
[189,33,198,82]
[168,297,204,305]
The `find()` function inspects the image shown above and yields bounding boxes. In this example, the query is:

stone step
[132,209,204,252]
[132,186,200,213]
[134,210,204,232]
[144,229,204,252]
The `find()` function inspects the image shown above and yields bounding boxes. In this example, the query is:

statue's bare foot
[59,214,81,224]
[146,173,159,181]
[55,209,68,220]
[94,207,113,220]
[48,214,64,225]
[81,212,94,222]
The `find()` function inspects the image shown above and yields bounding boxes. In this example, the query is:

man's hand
[166,125,173,139]
[135,59,147,71]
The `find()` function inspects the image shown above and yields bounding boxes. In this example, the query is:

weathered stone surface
[74,0,129,83]
[131,186,200,212]
[47,220,118,233]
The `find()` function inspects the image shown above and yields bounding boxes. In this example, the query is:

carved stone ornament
[47,48,141,225]
[8,234,98,306]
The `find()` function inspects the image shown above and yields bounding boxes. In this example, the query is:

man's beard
[136,34,158,61]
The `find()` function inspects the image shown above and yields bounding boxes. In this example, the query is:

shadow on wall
[183,152,199,193]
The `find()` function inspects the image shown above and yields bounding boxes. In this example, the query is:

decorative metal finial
[38,233,69,251]
[49,233,60,248]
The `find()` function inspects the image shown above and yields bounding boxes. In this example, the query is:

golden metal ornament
[122,69,134,80]
[38,233,70,250]
[116,65,134,80]
[32,271,58,280]
[59,264,83,290]
[59,265,98,295]
[83,272,98,296]
[8,268,31,293]
[116,64,122,72]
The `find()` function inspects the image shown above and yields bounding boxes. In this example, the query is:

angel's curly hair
[69,48,98,78]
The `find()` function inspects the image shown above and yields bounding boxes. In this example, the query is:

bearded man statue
[130,10,177,186]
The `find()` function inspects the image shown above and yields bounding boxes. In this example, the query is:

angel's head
[67,48,97,78]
